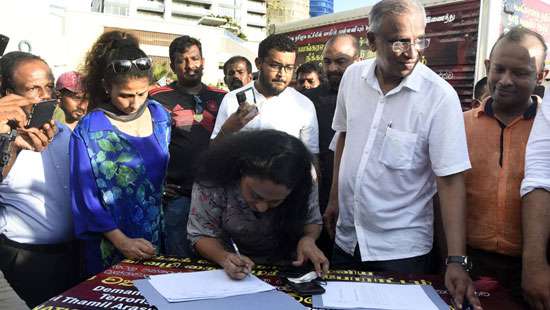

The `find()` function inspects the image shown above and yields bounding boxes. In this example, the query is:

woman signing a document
[187,130,329,279]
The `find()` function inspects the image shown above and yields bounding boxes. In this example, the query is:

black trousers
[0,235,79,307]
[331,244,434,274]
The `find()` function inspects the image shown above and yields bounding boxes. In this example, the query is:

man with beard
[325,0,481,308]
[149,35,226,257]
[303,34,359,214]
[301,34,359,257]
[223,56,253,91]
[211,34,319,156]
[55,71,88,130]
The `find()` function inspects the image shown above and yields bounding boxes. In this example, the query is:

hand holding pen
[222,238,255,280]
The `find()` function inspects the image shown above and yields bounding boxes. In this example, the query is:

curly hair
[83,31,152,110]
[258,34,296,59]
[194,129,314,257]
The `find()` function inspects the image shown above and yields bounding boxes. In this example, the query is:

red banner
[286,18,371,64]
[502,0,550,64]
[284,0,480,109]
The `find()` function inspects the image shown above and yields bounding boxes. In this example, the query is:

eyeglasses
[388,38,431,54]
[265,62,295,73]
[107,57,152,74]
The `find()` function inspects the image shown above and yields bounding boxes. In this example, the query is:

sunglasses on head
[107,57,152,74]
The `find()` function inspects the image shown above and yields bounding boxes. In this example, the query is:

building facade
[309,0,333,17]
[92,0,267,42]
[267,0,309,25]
[0,0,259,86]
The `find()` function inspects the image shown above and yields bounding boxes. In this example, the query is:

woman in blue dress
[70,31,170,276]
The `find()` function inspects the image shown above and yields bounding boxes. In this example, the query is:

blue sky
[334,0,380,12]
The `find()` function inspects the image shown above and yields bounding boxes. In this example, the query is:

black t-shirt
[149,82,226,194]
[303,84,338,155]
[303,83,338,211]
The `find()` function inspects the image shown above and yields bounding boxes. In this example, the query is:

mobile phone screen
[237,87,256,105]
[27,99,57,128]
[287,280,325,295]
[0,34,9,56]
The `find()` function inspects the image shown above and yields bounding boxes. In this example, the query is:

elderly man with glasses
[324,0,482,309]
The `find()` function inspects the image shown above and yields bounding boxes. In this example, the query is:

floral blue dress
[70,100,170,275]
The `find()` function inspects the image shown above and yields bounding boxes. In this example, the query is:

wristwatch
[445,256,472,272]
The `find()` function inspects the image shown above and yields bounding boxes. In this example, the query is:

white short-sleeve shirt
[521,87,550,196]
[211,82,319,154]
[332,59,471,261]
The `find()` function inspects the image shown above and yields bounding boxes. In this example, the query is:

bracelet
[0,129,17,181]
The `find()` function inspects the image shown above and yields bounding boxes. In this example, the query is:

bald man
[304,34,359,213]
[303,34,360,255]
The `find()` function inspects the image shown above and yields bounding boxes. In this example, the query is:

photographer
[0,51,77,307]
[0,94,34,310]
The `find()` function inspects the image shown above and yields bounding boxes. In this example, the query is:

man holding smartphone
[0,94,37,310]
[211,34,319,156]
[0,51,77,307]
[210,34,325,274]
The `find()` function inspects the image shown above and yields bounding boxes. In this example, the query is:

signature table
[34,256,525,310]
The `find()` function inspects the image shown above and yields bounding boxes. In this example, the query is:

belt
[0,234,75,254]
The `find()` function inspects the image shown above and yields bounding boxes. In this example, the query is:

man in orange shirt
[464,26,547,302]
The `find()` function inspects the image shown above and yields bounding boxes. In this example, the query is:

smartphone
[0,34,9,56]
[27,99,57,128]
[236,87,256,106]
[286,280,325,295]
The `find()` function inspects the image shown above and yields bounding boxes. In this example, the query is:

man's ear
[366,32,376,52]
[537,68,549,85]
[254,57,262,70]
[484,59,490,75]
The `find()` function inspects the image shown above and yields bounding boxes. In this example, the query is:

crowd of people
[0,0,548,309]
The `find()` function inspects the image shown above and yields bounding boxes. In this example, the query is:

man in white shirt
[520,86,550,310]
[324,1,481,308]
[0,52,78,307]
[0,93,46,310]
[211,34,319,154]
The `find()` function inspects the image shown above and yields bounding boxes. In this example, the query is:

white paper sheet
[321,282,440,310]
[147,269,275,302]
